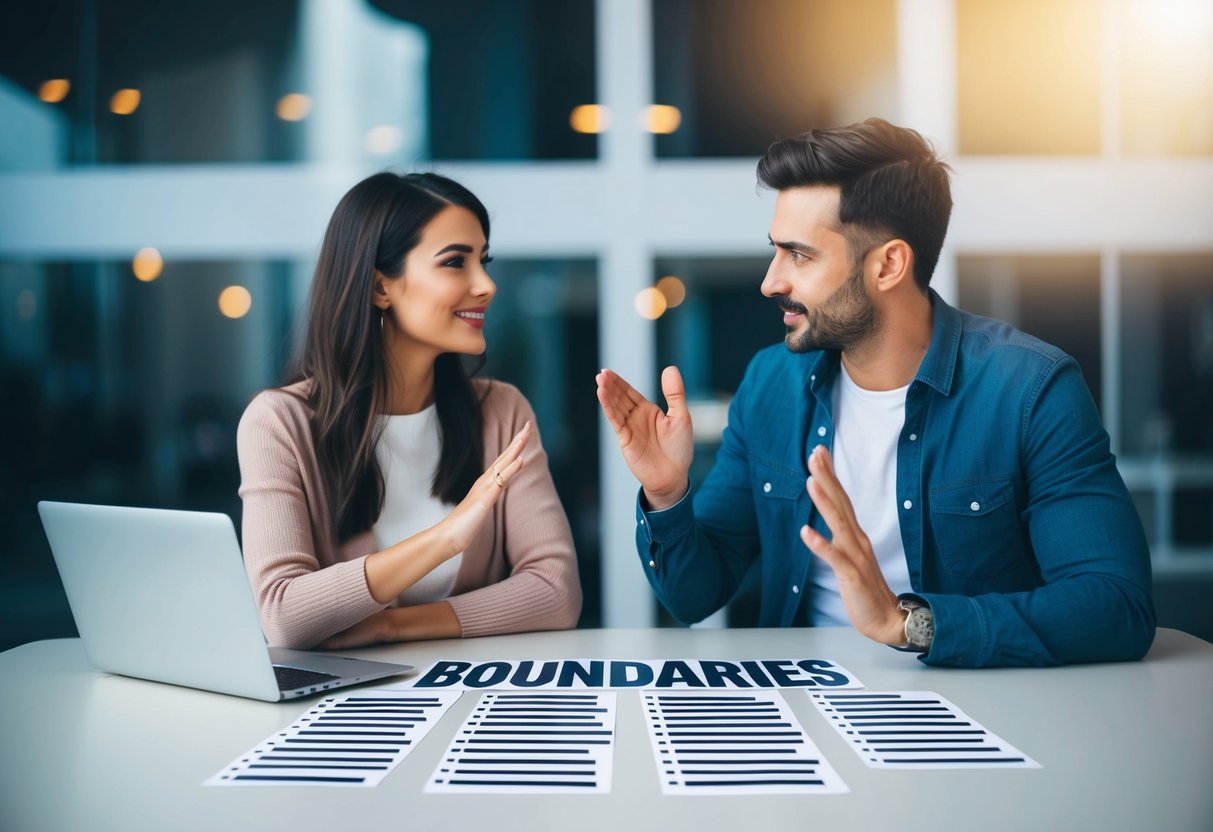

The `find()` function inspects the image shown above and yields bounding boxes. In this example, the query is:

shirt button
[817,426,827,437]
[649,560,657,568]
[811,374,816,382]
[762,482,772,493]
[909,433,917,441]
[792,585,800,594]
[640,518,645,525]
[970,501,981,512]
[903,500,913,510]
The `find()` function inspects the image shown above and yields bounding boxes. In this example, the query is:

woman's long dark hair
[286,172,489,541]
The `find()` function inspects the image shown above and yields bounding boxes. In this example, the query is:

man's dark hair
[757,118,953,290]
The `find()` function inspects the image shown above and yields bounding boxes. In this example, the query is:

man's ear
[872,239,914,294]
[371,271,391,310]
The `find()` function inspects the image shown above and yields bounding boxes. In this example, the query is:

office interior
[1,0,1211,652]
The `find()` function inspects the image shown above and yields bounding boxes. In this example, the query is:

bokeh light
[218,286,253,319]
[38,79,70,103]
[570,104,611,134]
[656,275,687,308]
[132,248,163,282]
[645,104,682,134]
[634,287,668,320]
[275,93,312,121]
[110,88,141,115]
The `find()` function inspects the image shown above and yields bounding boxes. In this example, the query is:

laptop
[37,501,413,701]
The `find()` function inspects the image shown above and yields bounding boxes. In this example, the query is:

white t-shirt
[371,405,462,605]
[809,363,913,626]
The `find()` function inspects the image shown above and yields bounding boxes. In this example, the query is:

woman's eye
[481,255,494,266]
[442,256,466,268]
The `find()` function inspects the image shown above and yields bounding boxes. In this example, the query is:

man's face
[761,186,876,353]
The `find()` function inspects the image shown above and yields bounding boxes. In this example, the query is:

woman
[237,172,581,649]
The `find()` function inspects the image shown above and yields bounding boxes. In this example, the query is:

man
[596,118,1154,667]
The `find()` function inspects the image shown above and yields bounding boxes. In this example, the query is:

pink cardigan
[236,378,582,648]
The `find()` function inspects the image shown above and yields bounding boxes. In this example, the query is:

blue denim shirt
[637,291,1155,668]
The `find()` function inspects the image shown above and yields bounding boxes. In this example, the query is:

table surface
[2,626,1211,832]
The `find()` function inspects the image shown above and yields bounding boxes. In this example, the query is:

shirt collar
[915,289,961,397]
[802,288,961,398]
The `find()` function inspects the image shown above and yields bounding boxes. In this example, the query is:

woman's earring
[380,306,387,335]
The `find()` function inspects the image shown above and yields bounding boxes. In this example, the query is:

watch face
[906,607,934,650]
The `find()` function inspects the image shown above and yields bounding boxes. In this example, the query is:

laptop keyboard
[274,665,342,691]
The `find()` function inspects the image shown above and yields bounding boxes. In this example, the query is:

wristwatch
[897,598,935,652]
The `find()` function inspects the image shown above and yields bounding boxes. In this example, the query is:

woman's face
[376,204,496,358]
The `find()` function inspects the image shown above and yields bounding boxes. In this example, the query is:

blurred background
[1,0,1211,651]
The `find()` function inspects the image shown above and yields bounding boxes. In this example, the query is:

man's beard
[781,263,877,353]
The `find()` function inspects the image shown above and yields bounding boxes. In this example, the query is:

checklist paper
[809,691,1040,769]
[426,691,618,793]
[205,690,461,787]
[641,690,849,795]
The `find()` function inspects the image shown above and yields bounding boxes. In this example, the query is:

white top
[809,362,913,626]
[372,405,462,605]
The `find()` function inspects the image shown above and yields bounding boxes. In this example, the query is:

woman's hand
[436,421,532,555]
[364,422,530,606]
[317,603,461,649]
[317,609,395,649]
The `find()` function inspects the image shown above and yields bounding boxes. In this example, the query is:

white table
[2,627,1210,832]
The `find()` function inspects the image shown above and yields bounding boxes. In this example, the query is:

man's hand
[800,445,906,646]
[596,366,694,510]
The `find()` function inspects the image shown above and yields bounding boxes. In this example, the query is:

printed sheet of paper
[205,690,461,787]
[641,690,849,795]
[809,691,1040,769]
[426,691,618,794]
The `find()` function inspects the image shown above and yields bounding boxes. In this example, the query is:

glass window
[1120,252,1213,563]
[0,0,597,168]
[378,1,597,160]
[651,255,774,625]
[1119,0,1213,156]
[1120,253,1213,456]
[956,0,1102,155]
[651,0,898,158]
[0,257,298,651]
[481,258,602,626]
[957,254,1103,407]
[0,255,601,649]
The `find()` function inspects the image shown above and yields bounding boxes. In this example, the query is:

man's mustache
[778,299,807,315]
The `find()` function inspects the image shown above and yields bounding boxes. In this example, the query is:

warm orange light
[634,287,668,320]
[570,104,611,134]
[38,79,70,103]
[645,104,682,134]
[1127,0,1213,47]
[364,125,403,155]
[218,286,253,319]
[110,88,141,115]
[656,275,687,308]
[275,93,312,121]
[132,248,163,282]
